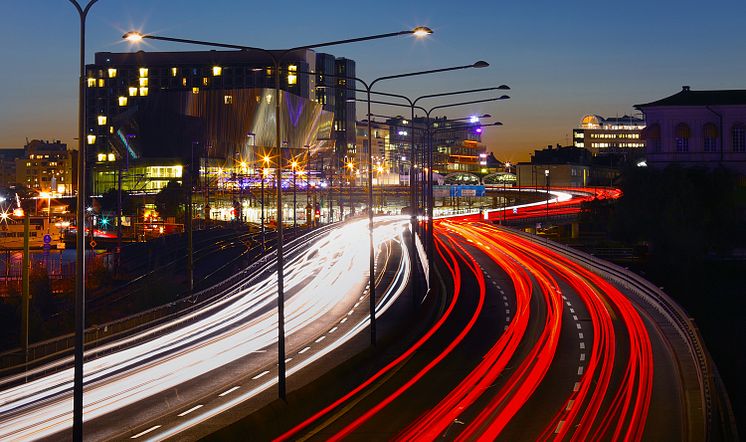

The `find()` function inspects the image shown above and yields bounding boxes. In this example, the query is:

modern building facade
[86,49,352,175]
[635,86,746,175]
[573,114,645,156]
[15,140,77,194]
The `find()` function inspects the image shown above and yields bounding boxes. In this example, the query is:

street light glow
[122,31,144,42]
[412,26,433,37]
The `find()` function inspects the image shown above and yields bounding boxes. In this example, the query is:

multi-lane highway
[272,216,707,441]
[0,217,411,441]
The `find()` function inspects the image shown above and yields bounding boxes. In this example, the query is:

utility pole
[21,214,30,357]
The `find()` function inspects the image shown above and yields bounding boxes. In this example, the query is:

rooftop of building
[635,86,746,108]
[579,114,645,129]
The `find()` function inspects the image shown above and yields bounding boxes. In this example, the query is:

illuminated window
[97,115,107,126]
[182,77,187,86]
[128,87,138,97]
[107,68,117,78]
[139,67,148,77]
[212,66,222,76]
[202,77,209,86]
[107,153,116,161]
[109,126,114,134]
[287,64,297,85]
[139,87,148,96]
[139,77,148,87]
[97,78,105,87]
[192,87,199,94]
[87,135,96,145]
[171,67,178,77]
[118,96,128,106]
[87,78,96,87]
[224,95,233,104]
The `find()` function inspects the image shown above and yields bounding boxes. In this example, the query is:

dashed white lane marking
[579,353,586,361]
[329,326,338,333]
[570,308,575,314]
[580,342,585,349]
[131,425,162,439]
[347,310,354,316]
[340,317,348,324]
[298,346,311,354]
[579,332,584,339]
[576,323,582,330]
[285,357,293,363]
[177,404,203,417]
[315,336,326,343]
[504,301,509,307]
[572,315,578,321]
[573,382,581,392]
[555,420,565,434]
[252,370,270,380]
[506,316,511,322]
[506,310,510,315]
[219,386,240,397]
[566,399,574,411]
[577,366,584,376]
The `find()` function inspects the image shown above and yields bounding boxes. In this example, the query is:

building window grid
[732,124,746,153]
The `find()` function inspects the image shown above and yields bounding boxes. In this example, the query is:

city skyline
[1,0,745,163]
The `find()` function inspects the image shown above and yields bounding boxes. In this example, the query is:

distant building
[0,148,25,189]
[635,86,746,174]
[355,120,398,185]
[573,114,645,156]
[15,140,77,194]
[516,144,616,188]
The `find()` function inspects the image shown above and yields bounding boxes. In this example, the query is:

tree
[154,180,184,220]
[99,188,136,216]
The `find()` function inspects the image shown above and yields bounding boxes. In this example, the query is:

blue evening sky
[1,0,745,161]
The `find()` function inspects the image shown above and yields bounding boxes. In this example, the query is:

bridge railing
[503,226,723,440]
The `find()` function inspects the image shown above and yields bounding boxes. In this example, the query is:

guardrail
[0,224,339,380]
[504,226,720,439]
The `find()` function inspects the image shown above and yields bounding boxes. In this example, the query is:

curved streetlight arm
[412,85,510,107]
[369,63,483,90]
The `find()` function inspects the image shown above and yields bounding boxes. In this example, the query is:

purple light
[476,127,483,133]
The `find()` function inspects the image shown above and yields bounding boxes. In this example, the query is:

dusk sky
[1,0,745,162]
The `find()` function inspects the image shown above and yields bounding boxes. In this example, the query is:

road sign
[43,234,52,244]
[89,240,97,249]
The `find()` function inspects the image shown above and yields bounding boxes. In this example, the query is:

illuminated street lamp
[125,26,431,399]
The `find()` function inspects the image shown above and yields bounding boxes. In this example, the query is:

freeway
[273,218,703,440]
[0,217,411,441]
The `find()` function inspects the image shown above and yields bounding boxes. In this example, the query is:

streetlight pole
[68,1,99,440]
[353,87,508,289]
[261,155,269,251]
[124,26,431,400]
[291,159,298,229]
[503,162,510,224]
[545,168,550,228]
